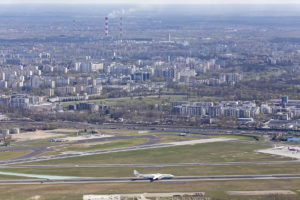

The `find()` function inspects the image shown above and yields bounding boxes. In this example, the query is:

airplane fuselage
[134,170,174,181]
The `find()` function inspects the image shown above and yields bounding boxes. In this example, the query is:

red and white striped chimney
[104,16,109,36]
[119,17,123,39]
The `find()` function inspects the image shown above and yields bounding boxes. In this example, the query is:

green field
[3,164,300,178]
[25,142,290,165]
[198,134,260,141]
[0,180,300,200]
[157,134,201,141]
[60,95,220,107]
[12,140,61,148]
[51,138,147,152]
[0,174,32,180]
[1,140,299,200]
[0,150,32,161]
[96,128,261,142]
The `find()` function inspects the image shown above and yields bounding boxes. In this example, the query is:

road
[2,174,300,184]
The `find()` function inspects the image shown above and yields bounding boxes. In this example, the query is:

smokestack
[104,16,109,37]
[119,17,123,39]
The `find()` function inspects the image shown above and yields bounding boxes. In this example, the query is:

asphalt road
[2,174,300,184]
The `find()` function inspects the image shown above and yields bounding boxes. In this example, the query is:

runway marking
[6,160,300,168]
[0,171,90,180]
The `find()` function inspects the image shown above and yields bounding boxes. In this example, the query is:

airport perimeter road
[4,160,300,168]
[2,174,300,184]
[0,138,231,165]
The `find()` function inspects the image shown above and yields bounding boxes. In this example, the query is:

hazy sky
[1,0,300,4]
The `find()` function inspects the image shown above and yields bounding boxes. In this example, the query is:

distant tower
[119,17,123,37]
[168,33,171,42]
[104,16,109,37]
[73,20,77,31]
[119,17,123,40]
[281,96,289,107]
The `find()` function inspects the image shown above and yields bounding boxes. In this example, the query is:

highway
[2,174,300,184]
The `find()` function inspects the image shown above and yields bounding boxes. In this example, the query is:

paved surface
[5,160,300,168]
[2,174,300,184]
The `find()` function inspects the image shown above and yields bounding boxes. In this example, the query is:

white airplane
[133,170,174,181]
[273,144,285,150]
[288,146,300,152]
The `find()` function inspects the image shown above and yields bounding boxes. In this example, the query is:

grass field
[157,134,200,141]
[3,164,300,178]
[50,138,147,152]
[0,174,32,180]
[0,150,32,161]
[60,95,220,107]
[25,142,290,165]
[96,128,261,143]
[1,140,299,200]
[0,180,300,200]
[36,151,61,158]
[12,140,61,148]
[198,134,260,141]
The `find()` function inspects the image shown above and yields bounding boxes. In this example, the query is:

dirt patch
[227,190,296,195]
[26,195,41,200]
[63,134,112,141]
[12,129,67,142]
[66,141,114,148]
[169,138,233,146]
[120,192,205,197]
[96,129,137,135]
[257,148,300,160]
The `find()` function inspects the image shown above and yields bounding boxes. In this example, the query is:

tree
[3,135,12,146]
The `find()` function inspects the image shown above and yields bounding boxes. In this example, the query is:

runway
[3,160,300,168]
[1,174,300,185]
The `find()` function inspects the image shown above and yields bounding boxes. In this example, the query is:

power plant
[104,15,124,40]
[119,17,123,40]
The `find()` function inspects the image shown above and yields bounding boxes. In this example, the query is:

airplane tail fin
[134,170,140,177]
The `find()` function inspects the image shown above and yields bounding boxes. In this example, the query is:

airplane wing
[152,174,162,180]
